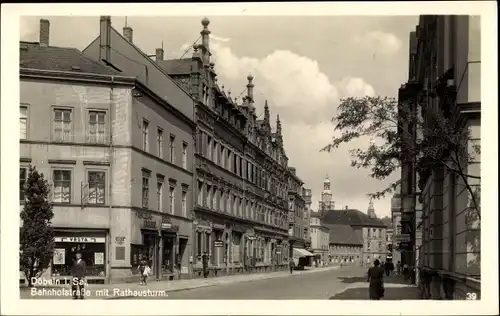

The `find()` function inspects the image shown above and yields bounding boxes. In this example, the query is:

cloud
[353,31,402,55]
[210,34,231,42]
[208,41,387,215]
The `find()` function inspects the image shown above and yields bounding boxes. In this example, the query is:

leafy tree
[321,96,480,219]
[20,165,55,287]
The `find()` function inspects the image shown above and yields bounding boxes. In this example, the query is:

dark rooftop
[327,224,363,246]
[321,209,387,228]
[156,58,194,75]
[20,41,117,75]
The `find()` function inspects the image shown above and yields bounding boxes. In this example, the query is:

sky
[20,15,419,218]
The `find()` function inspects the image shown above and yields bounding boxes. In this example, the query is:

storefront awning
[293,248,314,258]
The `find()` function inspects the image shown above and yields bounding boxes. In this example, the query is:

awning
[293,248,314,258]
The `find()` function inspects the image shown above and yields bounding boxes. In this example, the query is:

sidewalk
[329,274,420,300]
[21,265,339,299]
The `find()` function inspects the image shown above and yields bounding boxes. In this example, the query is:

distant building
[302,188,312,248]
[321,203,388,265]
[327,224,363,265]
[309,213,329,266]
[390,187,402,264]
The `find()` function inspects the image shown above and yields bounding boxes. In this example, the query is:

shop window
[87,171,106,205]
[53,169,72,203]
[52,240,106,277]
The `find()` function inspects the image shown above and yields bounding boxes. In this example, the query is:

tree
[321,96,480,219]
[20,165,55,287]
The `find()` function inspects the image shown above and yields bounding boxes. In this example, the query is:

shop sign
[161,215,172,229]
[213,240,224,247]
[55,237,105,243]
[137,211,157,229]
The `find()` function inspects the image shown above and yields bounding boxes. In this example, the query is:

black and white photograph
[1,2,497,315]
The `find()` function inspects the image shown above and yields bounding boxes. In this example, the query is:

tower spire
[276,114,282,136]
[367,197,376,218]
[264,100,270,124]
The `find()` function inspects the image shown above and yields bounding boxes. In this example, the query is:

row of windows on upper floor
[366,241,386,252]
[366,228,386,238]
[19,106,190,172]
[288,223,305,240]
[330,245,362,253]
[203,90,288,169]
[196,131,290,200]
[195,180,288,230]
[20,166,188,218]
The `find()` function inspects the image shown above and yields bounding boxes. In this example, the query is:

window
[181,191,187,217]
[182,142,188,169]
[169,186,175,214]
[142,176,149,208]
[203,85,210,106]
[157,128,164,158]
[220,146,225,168]
[88,111,106,143]
[212,187,217,210]
[53,170,71,203]
[20,167,27,201]
[142,120,149,152]
[169,135,176,163]
[367,242,371,251]
[157,181,163,211]
[53,108,72,142]
[88,171,105,204]
[213,142,218,164]
[207,136,212,160]
[197,181,203,206]
[20,106,28,139]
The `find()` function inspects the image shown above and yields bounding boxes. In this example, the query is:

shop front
[51,230,108,284]
[131,210,187,281]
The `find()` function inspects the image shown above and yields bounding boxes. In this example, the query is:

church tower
[319,175,335,211]
[367,198,377,218]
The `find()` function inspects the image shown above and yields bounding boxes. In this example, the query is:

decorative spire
[276,114,282,136]
[200,17,211,65]
[246,73,254,103]
[264,100,270,124]
[367,198,376,218]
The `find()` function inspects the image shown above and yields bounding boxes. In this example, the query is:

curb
[106,266,341,299]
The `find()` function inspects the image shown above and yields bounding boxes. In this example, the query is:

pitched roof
[326,224,363,246]
[321,209,387,228]
[156,58,194,74]
[20,42,117,75]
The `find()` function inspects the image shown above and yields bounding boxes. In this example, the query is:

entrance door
[163,237,174,274]
[178,238,187,271]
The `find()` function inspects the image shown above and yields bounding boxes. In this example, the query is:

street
[160,266,364,299]
[21,266,420,300]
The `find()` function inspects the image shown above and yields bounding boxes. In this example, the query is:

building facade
[302,188,312,248]
[309,213,329,266]
[20,18,196,284]
[148,18,292,276]
[390,188,403,264]
[399,15,481,299]
[327,223,363,266]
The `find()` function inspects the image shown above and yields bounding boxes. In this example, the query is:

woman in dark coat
[367,259,385,300]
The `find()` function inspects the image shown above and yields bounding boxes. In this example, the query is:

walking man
[71,252,86,299]
[289,258,295,274]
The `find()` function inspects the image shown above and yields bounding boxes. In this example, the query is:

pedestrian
[367,259,385,300]
[389,261,395,276]
[384,261,390,277]
[396,261,401,276]
[289,258,295,274]
[403,263,410,282]
[137,259,148,285]
[71,252,86,299]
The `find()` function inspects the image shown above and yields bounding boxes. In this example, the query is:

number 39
[466,292,477,300]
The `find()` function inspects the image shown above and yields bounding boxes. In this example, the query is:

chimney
[345,206,348,210]
[39,19,50,47]
[123,26,133,43]
[155,48,164,61]
[99,16,112,62]
[289,167,296,175]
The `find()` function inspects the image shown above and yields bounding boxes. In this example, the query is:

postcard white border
[1,2,498,315]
